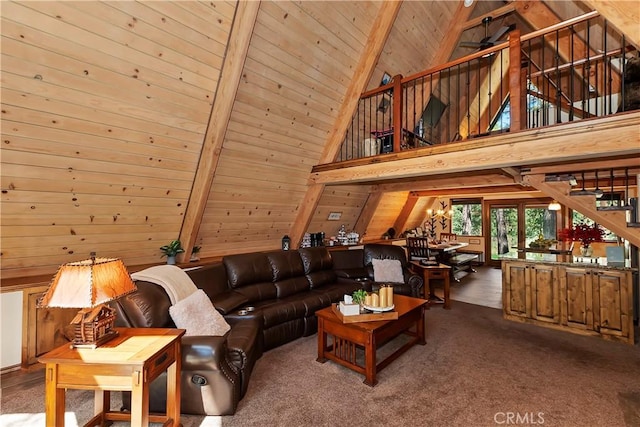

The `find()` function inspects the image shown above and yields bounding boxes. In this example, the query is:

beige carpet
[2,302,639,427]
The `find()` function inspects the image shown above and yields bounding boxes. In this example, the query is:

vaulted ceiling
[1,0,639,280]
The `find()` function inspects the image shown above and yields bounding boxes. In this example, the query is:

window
[451,199,482,235]
[489,81,548,132]
[571,211,617,241]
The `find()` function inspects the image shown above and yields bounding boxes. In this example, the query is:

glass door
[489,204,519,265]
[487,201,559,266]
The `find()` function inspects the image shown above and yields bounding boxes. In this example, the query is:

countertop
[499,256,638,272]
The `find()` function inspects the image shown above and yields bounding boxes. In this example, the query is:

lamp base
[71,329,119,349]
[70,304,118,349]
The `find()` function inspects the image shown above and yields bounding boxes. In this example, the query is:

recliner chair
[112,277,262,416]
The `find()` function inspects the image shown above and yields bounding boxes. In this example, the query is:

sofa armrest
[405,270,424,298]
[181,335,230,371]
[210,291,250,315]
[224,316,264,370]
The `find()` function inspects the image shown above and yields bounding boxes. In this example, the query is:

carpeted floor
[2,302,639,427]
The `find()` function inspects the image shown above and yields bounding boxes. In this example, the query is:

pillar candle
[371,292,379,307]
[386,285,394,306]
[379,287,387,307]
[364,294,372,306]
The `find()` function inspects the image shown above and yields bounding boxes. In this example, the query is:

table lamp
[38,253,137,348]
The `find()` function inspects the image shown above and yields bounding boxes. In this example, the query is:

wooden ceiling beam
[310,112,640,185]
[178,1,260,262]
[581,0,640,48]
[501,167,523,183]
[289,1,401,248]
[462,4,517,31]
[413,185,536,197]
[376,173,516,192]
[356,191,385,240]
[524,158,640,175]
[393,193,419,234]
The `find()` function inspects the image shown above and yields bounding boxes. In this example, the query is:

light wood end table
[38,327,184,427]
[410,261,451,309]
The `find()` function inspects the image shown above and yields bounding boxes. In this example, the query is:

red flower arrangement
[559,222,604,248]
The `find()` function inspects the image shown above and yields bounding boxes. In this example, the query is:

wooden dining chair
[406,237,436,263]
[439,232,457,242]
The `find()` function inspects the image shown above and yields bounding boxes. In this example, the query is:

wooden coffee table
[316,294,427,386]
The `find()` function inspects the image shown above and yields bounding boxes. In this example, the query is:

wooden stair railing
[524,174,640,248]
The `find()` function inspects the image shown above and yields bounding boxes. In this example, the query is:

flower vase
[580,245,593,257]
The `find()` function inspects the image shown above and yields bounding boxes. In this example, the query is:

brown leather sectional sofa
[113,244,423,416]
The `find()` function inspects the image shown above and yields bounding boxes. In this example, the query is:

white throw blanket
[131,265,197,304]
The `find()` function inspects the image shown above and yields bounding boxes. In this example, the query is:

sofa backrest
[298,247,337,289]
[266,251,310,298]
[364,244,408,268]
[186,263,229,299]
[223,252,277,303]
[113,280,174,328]
[330,248,364,270]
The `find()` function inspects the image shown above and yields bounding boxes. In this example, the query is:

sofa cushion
[259,298,307,328]
[298,247,333,274]
[372,258,405,283]
[267,251,305,281]
[306,270,338,289]
[224,252,273,288]
[234,282,278,304]
[311,282,362,303]
[273,276,310,299]
[169,289,231,336]
[299,247,337,288]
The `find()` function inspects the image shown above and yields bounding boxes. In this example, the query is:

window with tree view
[572,211,617,241]
[452,199,482,236]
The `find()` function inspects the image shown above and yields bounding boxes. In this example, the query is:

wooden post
[392,74,403,153]
[509,29,524,132]
[393,193,419,234]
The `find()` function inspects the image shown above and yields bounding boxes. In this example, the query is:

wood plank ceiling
[1,0,638,279]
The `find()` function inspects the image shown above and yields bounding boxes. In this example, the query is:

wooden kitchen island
[502,259,637,344]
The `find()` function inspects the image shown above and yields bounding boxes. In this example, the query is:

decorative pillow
[169,289,231,336]
[372,258,404,283]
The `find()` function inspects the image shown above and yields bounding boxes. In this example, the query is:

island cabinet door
[530,264,560,323]
[592,270,632,341]
[502,261,530,318]
[561,267,594,331]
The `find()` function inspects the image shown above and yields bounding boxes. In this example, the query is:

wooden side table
[410,261,451,309]
[38,327,184,427]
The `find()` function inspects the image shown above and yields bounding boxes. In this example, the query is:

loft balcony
[329,11,638,164]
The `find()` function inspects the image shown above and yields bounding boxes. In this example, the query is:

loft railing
[337,11,636,162]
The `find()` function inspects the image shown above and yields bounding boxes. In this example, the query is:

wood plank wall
[307,184,371,240]
[364,191,409,241]
[1,1,236,277]
[2,0,619,280]
[197,1,380,257]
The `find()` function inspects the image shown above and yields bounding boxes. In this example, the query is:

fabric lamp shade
[39,256,136,308]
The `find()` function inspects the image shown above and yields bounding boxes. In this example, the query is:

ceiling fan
[459,16,516,50]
